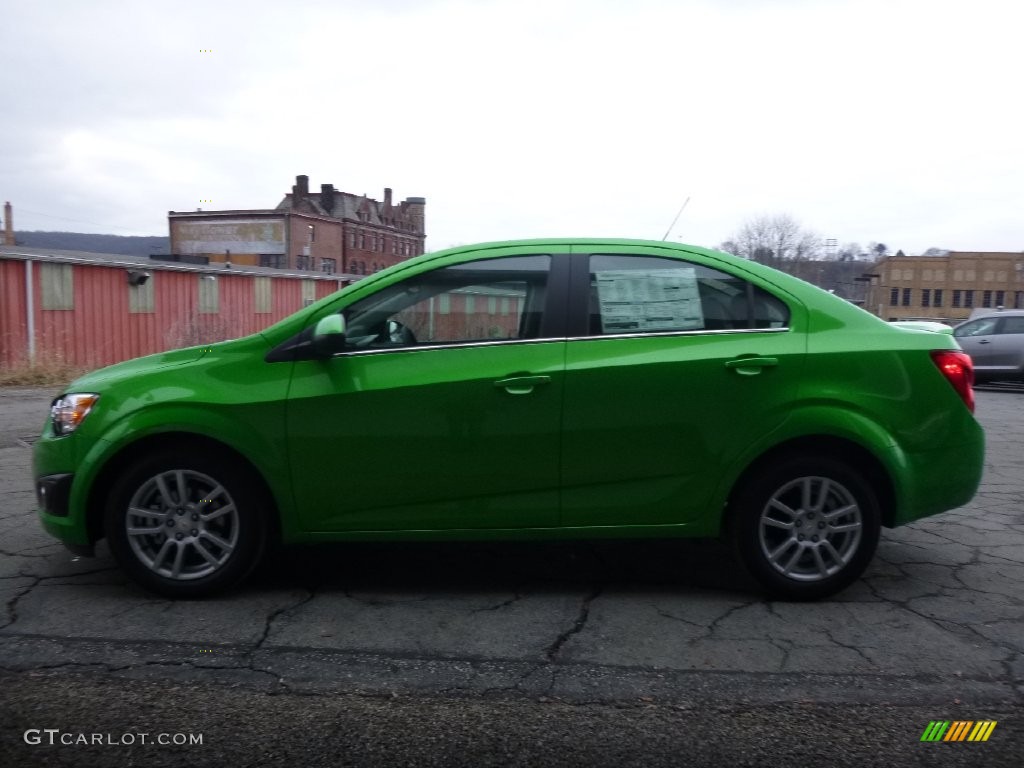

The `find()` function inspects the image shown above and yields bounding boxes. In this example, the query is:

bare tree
[867,242,889,259]
[721,214,821,265]
[836,242,864,261]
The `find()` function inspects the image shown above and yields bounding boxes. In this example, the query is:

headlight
[50,393,100,436]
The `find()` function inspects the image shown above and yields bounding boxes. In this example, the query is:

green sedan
[33,239,984,600]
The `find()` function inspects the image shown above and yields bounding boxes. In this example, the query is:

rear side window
[586,254,789,336]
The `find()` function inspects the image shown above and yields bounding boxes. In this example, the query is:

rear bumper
[892,417,985,526]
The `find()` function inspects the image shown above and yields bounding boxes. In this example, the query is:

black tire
[730,455,881,601]
[105,449,269,598]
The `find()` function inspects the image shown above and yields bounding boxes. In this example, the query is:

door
[286,253,567,532]
[559,249,806,528]
[954,316,1002,375]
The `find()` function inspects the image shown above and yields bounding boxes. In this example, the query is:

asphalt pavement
[0,384,1021,766]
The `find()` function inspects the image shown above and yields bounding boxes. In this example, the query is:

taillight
[931,350,975,413]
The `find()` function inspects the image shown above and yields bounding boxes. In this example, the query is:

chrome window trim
[333,336,566,357]
[567,327,790,342]
[330,326,789,357]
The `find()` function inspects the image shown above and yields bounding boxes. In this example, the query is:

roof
[276,191,424,233]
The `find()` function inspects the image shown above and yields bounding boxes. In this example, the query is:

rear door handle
[978,339,991,344]
[494,375,551,395]
[725,356,779,376]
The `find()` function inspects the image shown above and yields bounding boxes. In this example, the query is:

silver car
[953,310,1024,383]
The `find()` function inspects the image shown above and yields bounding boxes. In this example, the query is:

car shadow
[252,538,757,597]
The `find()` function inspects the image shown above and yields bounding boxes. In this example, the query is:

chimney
[383,188,393,208]
[3,202,13,246]
[321,183,335,215]
[293,174,309,198]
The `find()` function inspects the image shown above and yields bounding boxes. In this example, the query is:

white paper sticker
[595,268,702,333]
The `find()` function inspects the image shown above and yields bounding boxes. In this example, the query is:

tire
[105,449,269,598]
[730,456,881,601]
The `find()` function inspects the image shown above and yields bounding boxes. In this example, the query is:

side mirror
[311,314,347,357]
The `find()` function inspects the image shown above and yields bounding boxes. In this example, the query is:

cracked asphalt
[0,384,1022,766]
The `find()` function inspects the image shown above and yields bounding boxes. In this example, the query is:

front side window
[954,318,998,338]
[342,255,551,349]
[585,254,789,335]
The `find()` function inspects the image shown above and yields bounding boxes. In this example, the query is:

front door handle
[977,339,991,344]
[494,375,551,395]
[725,356,779,376]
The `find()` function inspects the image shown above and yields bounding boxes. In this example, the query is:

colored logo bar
[920,721,997,742]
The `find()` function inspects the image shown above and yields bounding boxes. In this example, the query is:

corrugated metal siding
[0,260,28,365]
[1,257,348,369]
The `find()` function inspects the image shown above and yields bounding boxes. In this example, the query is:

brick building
[168,175,425,278]
[864,251,1024,322]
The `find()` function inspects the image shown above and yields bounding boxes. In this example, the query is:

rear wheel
[731,456,881,600]
[105,450,269,598]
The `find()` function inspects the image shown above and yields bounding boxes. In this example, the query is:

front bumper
[36,473,73,517]
[33,431,94,548]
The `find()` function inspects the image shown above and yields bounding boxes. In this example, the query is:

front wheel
[105,450,269,598]
[730,456,881,601]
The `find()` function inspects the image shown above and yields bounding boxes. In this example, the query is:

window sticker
[595,268,702,333]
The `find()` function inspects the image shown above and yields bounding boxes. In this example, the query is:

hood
[62,343,217,393]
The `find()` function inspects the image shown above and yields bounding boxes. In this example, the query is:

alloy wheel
[124,468,241,581]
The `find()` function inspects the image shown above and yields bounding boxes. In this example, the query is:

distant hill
[12,231,170,256]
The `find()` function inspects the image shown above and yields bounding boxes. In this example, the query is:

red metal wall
[0,259,29,366]
[0,257,344,370]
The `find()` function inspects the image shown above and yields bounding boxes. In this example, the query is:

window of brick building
[934,289,944,307]
[921,289,931,307]
[964,290,974,308]
[982,290,992,308]
[321,259,336,275]
[996,290,1005,306]
[902,288,912,306]
[952,290,962,308]
[890,288,899,305]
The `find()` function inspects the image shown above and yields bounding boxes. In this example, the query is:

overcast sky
[2,0,1021,255]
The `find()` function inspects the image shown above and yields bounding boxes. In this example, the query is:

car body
[953,309,1024,383]
[889,320,954,335]
[33,239,985,600]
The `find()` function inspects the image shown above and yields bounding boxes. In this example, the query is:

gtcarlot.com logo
[920,721,997,742]
[24,729,203,747]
